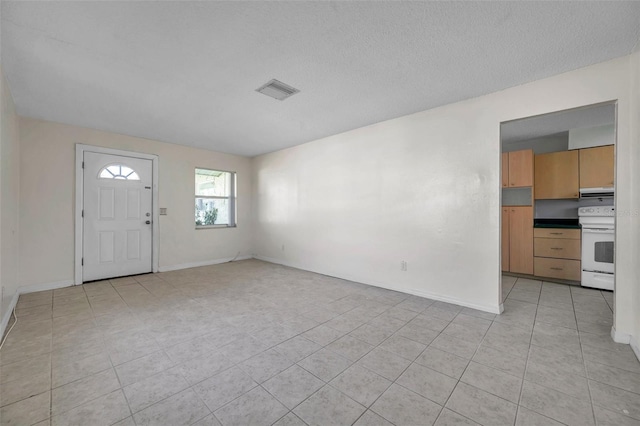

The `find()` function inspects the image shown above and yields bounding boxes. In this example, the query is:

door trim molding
[75,144,159,285]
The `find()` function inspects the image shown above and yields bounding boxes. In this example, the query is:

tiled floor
[1,260,639,426]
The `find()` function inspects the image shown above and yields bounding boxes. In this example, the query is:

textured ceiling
[501,103,616,144]
[2,2,639,156]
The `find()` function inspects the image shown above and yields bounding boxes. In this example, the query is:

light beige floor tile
[52,352,112,388]
[435,408,480,425]
[133,388,210,426]
[3,261,639,426]
[51,390,130,426]
[192,414,223,426]
[326,335,373,362]
[589,380,640,421]
[302,324,346,346]
[293,385,366,426]
[586,360,640,394]
[353,410,394,426]
[593,404,640,426]
[176,351,233,386]
[525,359,590,399]
[51,368,120,415]
[262,365,324,409]
[0,372,51,407]
[357,347,412,381]
[370,383,441,426]
[416,346,470,379]
[272,412,306,426]
[520,380,595,425]
[115,350,174,386]
[192,366,257,412]
[472,344,527,378]
[461,361,522,403]
[430,333,480,359]
[123,367,189,413]
[446,382,517,426]
[515,406,564,425]
[396,362,457,405]
[238,349,293,384]
[0,390,50,426]
[330,364,391,407]
[0,352,50,384]
[213,386,287,426]
[298,348,352,382]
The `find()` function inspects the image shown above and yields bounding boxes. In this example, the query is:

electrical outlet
[400,261,407,271]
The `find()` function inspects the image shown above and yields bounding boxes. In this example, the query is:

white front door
[83,151,153,281]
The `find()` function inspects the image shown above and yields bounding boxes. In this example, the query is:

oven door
[581,228,614,274]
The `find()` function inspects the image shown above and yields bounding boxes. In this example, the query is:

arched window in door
[98,164,140,180]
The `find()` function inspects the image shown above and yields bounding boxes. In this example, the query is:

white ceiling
[2,2,639,157]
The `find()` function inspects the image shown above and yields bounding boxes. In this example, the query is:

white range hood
[580,187,614,198]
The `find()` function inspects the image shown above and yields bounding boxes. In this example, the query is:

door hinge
[81,258,84,266]
[81,210,84,218]
[82,161,84,169]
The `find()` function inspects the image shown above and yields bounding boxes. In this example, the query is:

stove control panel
[578,206,615,217]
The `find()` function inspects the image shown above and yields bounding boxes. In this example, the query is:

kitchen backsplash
[535,197,614,218]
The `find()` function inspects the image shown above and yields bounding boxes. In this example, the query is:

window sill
[196,224,237,230]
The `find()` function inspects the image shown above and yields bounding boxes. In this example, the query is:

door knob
[146,213,151,217]
[145,220,151,225]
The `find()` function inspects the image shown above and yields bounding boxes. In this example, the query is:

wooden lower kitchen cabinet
[502,207,509,271]
[507,207,533,275]
[534,257,581,281]
[533,228,581,281]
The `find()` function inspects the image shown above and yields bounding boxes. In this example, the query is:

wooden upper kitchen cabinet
[535,150,579,199]
[507,149,534,188]
[579,145,614,188]
[502,207,509,271]
[509,206,533,275]
[502,152,509,188]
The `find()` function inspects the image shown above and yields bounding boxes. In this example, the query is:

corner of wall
[0,64,21,338]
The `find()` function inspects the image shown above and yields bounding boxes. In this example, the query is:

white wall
[252,54,638,330]
[18,118,253,288]
[568,124,615,150]
[0,66,20,322]
[629,50,640,358]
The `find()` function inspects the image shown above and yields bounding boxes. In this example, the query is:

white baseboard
[631,335,640,363]
[611,326,632,344]
[0,292,19,341]
[254,255,502,314]
[0,279,74,339]
[159,255,253,273]
[18,279,75,295]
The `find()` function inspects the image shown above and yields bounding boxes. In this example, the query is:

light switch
[160,208,167,215]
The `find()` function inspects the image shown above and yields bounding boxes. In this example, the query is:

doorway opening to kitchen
[499,102,616,332]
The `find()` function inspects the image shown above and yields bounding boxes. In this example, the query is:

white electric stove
[578,206,614,291]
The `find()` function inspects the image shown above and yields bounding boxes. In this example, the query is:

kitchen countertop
[533,218,581,229]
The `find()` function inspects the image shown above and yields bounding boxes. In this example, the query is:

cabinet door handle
[550,232,563,235]
[550,247,563,250]
[550,267,564,271]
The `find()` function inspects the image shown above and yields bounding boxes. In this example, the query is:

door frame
[75,144,159,285]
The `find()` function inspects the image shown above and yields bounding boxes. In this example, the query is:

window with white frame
[195,168,236,228]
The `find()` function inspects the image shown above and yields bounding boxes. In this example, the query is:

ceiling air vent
[255,79,300,101]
